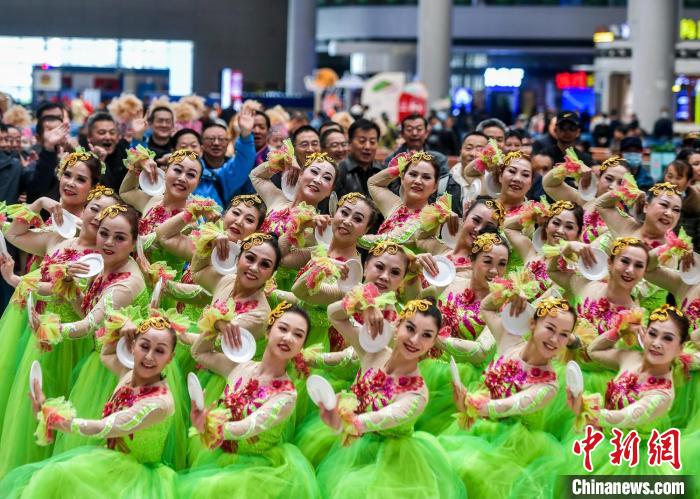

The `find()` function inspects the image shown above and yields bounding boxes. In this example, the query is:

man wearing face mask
[619,136,654,191]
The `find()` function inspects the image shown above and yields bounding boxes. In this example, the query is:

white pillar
[417,0,452,105]
[628,0,677,130]
[286,0,316,94]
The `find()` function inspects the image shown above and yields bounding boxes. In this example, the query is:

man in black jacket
[81,113,129,190]
[334,119,383,198]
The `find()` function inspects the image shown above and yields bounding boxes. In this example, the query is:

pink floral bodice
[40,247,94,282]
[259,207,292,237]
[377,205,420,235]
[81,272,131,313]
[605,371,672,410]
[576,296,629,335]
[438,288,484,341]
[350,368,424,414]
[139,203,182,236]
[582,210,607,244]
[483,355,556,400]
[683,297,700,328]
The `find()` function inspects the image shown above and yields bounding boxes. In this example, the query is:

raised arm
[586,329,627,370]
[5,199,62,255]
[292,268,344,306]
[191,331,236,378]
[217,134,256,203]
[504,227,536,262]
[542,166,584,204]
[327,299,364,355]
[597,390,673,429]
[479,382,557,419]
[438,329,496,364]
[154,212,195,260]
[118,169,152,213]
[593,191,640,236]
[249,161,288,210]
[367,168,402,217]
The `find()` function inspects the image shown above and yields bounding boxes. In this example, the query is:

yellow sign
[681,18,700,40]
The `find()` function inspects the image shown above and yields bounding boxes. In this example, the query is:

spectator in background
[194,109,256,208]
[677,148,700,182]
[426,115,460,156]
[288,110,309,135]
[531,112,557,155]
[321,128,349,164]
[335,118,382,199]
[171,128,202,155]
[503,130,523,154]
[0,124,26,205]
[35,102,68,122]
[319,120,343,138]
[80,112,129,190]
[268,125,322,192]
[652,107,674,142]
[445,131,489,217]
[475,118,506,147]
[528,152,554,202]
[5,126,22,156]
[619,136,654,190]
[130,106,175,161]
[385,114,448,178]
[252,110,271,166]
[520,132,533,156]
[541,111,593,166]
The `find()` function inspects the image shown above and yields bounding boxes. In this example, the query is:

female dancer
[365,151,439,248]
[0,186,120,474]
[415,230,510,434]
[440,296,577,498]
[543,155,632,244]
[504,199,584,299]
[594,181,682,309]
[289,192,379,348]
[0,312,183,498]
[180,302,320,498]
[250,151,336,291]
[314,297,467,498]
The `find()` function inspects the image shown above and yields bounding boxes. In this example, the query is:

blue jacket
[194,134,256,208]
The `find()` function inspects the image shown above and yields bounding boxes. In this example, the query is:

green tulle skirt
[0,301,91,477]
[415,357,483,435]
[316,431,467,499]
[0,299,30,433]
[0,446,176,498]
[439,419,565,499]
[177,443,320,498]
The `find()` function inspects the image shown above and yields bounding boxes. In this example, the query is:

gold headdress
[87,184,115,201]
[599,156,623,172]
[503,150,528,167]
[408,151,433,165]
[610,236,643,256]
[369,240,402,257]
[649,182,682,198]
[268,300,292,325]
[56,147,99,178]
[167,149,200,165]
[338,192,366,206]
[649,303,684,322]
[241,232,273,251]
[484,199,505,227]
[399,299,431,320]
[548,200,576,218]
[230,194,263,208]
[97,204,128,221]
[303,151,335,168]
[471,232,504,255]
[535,297,571,318]
[137,316,171,334]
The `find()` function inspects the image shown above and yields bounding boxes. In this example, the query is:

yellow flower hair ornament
[56,147,100,179]
[610,237,643,256]
[399,299,431,320]
[304,151,335,168]
[87,184,115,201]
[649,303,684,322]
[268,300,292,325]
[471,232,504,255]
[97,204,128,221]
[167,149,200,165]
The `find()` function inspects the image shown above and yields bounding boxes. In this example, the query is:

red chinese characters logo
[573,426,682,472]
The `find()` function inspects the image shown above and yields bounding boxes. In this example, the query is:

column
[628,0,677,130]
[286,0,317,94]
[417,0,452,104]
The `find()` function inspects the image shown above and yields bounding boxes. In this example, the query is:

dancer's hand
[29,379,46,417]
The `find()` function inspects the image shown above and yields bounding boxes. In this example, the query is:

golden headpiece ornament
[610,237,643,256]
[97,204,128,221]
[303,151,335,168]
[56,147,100,179]
[167,149,200,165]
[241,232,273,251]
[484,199,505,227]
[87,184,115,201]
[137,316,172,334]
[471,232,504,255]
[503,150,528,167]
[535,297,571,318]
[230,194,263,208]
[599,156,623,172]
[338,192,366,206]
[649,303,684,322]
[369,240,402,257]
[268,300,292,325]
[408,151,433,165]
[649,182,682,198]
[548,200,576,218]
[399,299,431,320]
